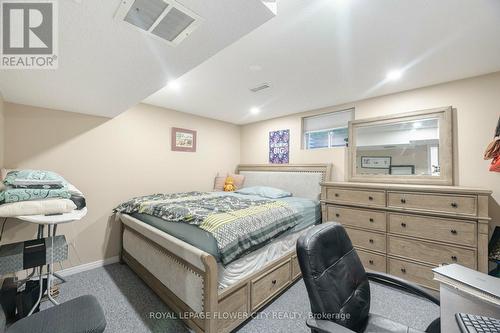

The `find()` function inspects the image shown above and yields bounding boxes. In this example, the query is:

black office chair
[297,223,440,333]
[0,295,106,333]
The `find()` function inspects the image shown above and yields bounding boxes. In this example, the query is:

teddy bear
[223,176,236,191]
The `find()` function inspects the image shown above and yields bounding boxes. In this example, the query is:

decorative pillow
[235,186,292,199]
[213,175,226,191]
[0,199,76,217]
[228,174,245,190]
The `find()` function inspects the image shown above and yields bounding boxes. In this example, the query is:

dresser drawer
[291,255,301,280]
[388,213,476,246]
[357,249,386,272]
[388,191,477,216]
[325,188,386,207]
[326,206,386,231]
[345,227,386,253]
[388,236,476,268]
[218,285,249,333]
[251,261,291,311]
[388,258,439,290]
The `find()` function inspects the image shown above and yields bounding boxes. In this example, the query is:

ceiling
[144,0,500,124]
[0,0,274,117]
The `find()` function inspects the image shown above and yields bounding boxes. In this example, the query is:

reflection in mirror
[355,118,440,176]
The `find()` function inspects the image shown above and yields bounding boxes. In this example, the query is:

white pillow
[0,199,77,217]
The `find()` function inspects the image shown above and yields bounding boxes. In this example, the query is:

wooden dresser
[320,182,491,290]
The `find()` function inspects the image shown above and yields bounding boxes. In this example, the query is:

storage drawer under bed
[250,260,291,311]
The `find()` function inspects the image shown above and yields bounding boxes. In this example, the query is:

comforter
[114,191,301,265]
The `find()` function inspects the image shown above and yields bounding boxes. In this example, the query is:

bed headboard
[236,164,332,200]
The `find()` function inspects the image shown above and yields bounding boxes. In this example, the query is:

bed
[116,164,332,333]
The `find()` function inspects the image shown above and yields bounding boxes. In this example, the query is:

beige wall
[241,71,500,232]
[2,71,499,270]
[2,102,240,268]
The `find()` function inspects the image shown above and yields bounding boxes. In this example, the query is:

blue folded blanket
[4,170,65,188]
[1,170,71,205]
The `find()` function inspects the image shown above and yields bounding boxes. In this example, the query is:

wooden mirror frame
[348,106,453,185]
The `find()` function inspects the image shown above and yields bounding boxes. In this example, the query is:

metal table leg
[28,225,45,316]
[51,224,66,283]
[27,224,61,316]
[46,224,59,306]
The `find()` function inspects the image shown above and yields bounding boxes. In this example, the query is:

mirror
[348,107,453,185]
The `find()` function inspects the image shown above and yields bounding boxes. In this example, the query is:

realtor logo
[1,0,58,69]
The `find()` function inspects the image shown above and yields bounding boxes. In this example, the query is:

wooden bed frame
[118,164,332,333]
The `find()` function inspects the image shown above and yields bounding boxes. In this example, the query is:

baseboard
[56,256,120,277]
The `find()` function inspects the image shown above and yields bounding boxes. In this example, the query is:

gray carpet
[41,263,439,332]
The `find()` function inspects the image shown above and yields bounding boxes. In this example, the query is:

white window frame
[302,109,354,150]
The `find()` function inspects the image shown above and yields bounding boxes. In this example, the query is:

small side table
[14,208,87,315]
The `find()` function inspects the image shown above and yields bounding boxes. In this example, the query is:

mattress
[130,192,320,263]
[218,225,313,290]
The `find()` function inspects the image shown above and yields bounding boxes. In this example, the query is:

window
[302,109,354,149]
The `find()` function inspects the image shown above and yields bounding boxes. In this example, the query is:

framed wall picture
[360,156,391,169]
[171,127,197,152]
[269,129,289,164]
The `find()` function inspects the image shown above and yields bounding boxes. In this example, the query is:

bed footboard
[119,214,218,333]
[118,213,303,333]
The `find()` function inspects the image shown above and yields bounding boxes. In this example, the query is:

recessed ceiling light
[250,107,260,115]
[167,80,181,91]
[386,69,403,81]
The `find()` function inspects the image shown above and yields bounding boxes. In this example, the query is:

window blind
[303,108,354,132]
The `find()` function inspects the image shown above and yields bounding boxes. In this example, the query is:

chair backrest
[297,223,371,332]
[0,304,6,333]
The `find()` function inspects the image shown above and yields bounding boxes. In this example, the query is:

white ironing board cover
[16,207,87,224]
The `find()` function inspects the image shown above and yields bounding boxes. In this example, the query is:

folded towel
[1,170,72,205]
[0,187,71,204]
[10,183,64,189]
[12,179,64,187]
[4,170,66,187]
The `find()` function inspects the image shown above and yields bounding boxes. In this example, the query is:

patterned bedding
[1,170,71,205]
[114,191,301,265]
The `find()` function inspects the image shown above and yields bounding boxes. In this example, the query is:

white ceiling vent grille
[250,83,271,93]
[115,0,202,46]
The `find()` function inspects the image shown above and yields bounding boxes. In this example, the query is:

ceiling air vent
[115,0,202,46]
[250,83,271,93]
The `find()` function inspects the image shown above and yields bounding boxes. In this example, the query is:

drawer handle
[401,222,407,228]
[334,193,339,197]
[335,213,340,218]
[368,196,374,201]
[451,256,458,262]
[369,239,374,244]
[271,279,277,285]
[450,229,457,235]
[369,218,374,223]
[400,268,406,273]
[400,198,406,204]
[451,202,458,208]
[368,260,374,265]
